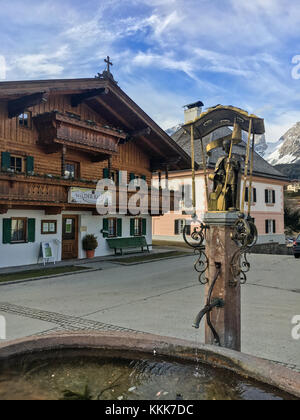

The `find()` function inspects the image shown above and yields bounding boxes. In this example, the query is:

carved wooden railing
[0,176,175,215]
[33,112,127,155]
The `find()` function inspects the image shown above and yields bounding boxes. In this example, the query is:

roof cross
[104,56,113,73]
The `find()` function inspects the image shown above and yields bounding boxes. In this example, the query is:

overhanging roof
[0,78,193,171]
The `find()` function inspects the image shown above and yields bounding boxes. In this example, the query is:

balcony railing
[33,112,127,156]
[0,174,176,215]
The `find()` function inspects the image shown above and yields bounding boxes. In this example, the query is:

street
[0,253,299,370]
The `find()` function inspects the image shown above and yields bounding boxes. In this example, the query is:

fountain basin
[0,332,299,400]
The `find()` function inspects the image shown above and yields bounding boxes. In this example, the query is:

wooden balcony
[33,112,127,159]
[0,174,175,215]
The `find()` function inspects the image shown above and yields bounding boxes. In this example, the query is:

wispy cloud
[0,0,299,141]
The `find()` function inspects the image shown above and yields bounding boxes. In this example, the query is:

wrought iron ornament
[183,222,209,285]
[230,213,258,287]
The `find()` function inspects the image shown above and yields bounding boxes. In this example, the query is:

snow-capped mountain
[241,131,268,157]
[267,122,300,165]
[166,124,183,136]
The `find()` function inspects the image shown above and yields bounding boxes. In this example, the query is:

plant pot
[86,250,95,259]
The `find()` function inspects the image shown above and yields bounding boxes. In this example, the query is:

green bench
[106,237,150,256]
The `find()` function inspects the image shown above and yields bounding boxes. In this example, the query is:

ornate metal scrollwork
[230,213,258,287]
[183,222,209,285]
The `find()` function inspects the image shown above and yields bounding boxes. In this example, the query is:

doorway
[62,215,79,260]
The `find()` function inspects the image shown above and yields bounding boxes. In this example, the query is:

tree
[284,206,300,233]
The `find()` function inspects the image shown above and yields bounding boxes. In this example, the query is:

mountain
[166,124,183,136]
[266,122,300,165]
[241,131,268,157]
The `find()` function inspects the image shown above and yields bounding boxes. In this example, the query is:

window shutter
[3,219,12,244]
[27,219,36,243]
[245,187,249,203]
[141,175,146,182]
[26,156,34,173]
[103,219,109,238]
[265,220,269,234]
[265,190,269,204]
[1,152,11,172]
[103,168,109,179]
[116,170,120,186]
[175,220,179,235]
[130,219,135,236]
[272,190,276,204]
[117,219,122,237]
[273,220,276,234]
[142,219,147,236]
[253,188,257,203]
[130,173,135,182]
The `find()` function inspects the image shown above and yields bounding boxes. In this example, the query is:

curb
[0,267,103,287]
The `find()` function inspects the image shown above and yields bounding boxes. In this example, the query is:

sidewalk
[0,246,192,275]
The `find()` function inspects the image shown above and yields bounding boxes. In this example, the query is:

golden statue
[182,105,265,215]
[208,123,242,212]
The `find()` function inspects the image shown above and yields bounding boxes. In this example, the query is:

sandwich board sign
[39,242,55,265]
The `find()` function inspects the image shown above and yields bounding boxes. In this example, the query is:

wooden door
[62,216,78,260]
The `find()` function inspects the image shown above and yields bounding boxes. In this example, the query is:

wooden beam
[71,88,109,108]
[0,205,8,215]
[95,97,164,156]
[131,127,151,138]
[44,207,63,215]
[8,92,49,119]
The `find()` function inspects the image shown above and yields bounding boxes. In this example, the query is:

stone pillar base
[203,212,241,351]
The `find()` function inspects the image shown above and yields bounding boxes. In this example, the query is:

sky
[0,0,300,142]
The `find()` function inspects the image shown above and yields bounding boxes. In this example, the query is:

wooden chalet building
[0,70,191,268]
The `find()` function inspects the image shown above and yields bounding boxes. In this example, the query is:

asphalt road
[0,254,299,369]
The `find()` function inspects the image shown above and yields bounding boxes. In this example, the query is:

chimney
[184,101,204,124]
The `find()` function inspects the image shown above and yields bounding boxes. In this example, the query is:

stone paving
[0,302,146,335]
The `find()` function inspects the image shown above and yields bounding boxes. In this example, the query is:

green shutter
[26,156,34,174]
[3,219,12,244]
[130,219,135,236]
[1,152,11,172]
[117,219,122,237]
[129,173,135,182]
[103,168,109,179]
[141,175,146,182]
[27,219,36,243]
[103,219,109,238]
[142,219,147,236]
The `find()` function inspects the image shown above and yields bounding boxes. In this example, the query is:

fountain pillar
[203,212,241,351]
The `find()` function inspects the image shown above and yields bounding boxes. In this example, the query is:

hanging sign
[68,188,102,205]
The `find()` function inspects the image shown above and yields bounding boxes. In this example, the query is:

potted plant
[82,234,98,259]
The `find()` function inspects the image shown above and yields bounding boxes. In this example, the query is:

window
[11,218,27,243]
[245,187,257,203]
[265,189,276,205]
[265,220,276,234]
[134,218,142,237]
[108,218,117,237]
[64,161,79,179]
[41,221,57,235]
[18,112,32,129]
[10,155,24,173]
[175,219,186,235]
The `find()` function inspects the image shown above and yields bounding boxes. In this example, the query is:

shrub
[82,234,98,251]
